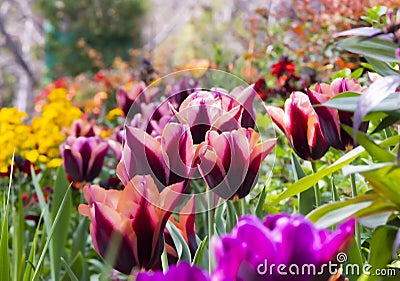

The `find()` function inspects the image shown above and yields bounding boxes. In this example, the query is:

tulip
[78,175,185,274]
[266,91,329,161]
[196,128,277,199]
[117,123,195,191]
[60,136,108,182]
[68,119,99,137]
[212,214,355,281]
[173,86,258,144]
[307,78,368,151]
[117,81,158,116]
[137,261,210,281]
[174,90,242,144]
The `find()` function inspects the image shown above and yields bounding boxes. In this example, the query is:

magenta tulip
[117,123,195,191]
[60,136,108,182]
[196,128,277,199]
[213,214,355,281]
[78,175,185,274]
[266,91,329,161]
[307,78,368,151]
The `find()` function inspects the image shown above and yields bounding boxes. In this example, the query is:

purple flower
[212,214,355,281]
[137,261,210,281]
[60,136,108,182]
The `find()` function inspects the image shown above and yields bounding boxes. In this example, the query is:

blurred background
[0,0,397,114]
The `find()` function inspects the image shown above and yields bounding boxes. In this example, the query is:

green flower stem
[207,191,215,273]
[233,199,243,218]
[350,172,361,247]
[311,162,321,207]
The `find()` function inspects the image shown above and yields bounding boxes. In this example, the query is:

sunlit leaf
[353,76,400,140]
[337,37,399,62]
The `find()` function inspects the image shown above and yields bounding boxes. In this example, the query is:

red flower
[271,55,296,77]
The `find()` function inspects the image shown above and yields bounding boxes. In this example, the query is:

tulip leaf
[337,36,399,62]
[353,75,400,140]
[307,194,398,228]
[274,145,365,203]
[323,91,400,118]
[307,194,377,227]
[342,125,396,162]
[214,203,225,236]
[372,115,400,134]
[50,167,72,281]
[166,221,191,262]
[61,256,80,281]
[366,57,400,77]
[192,236,208,267]
[358,226,399,281]
[361,165,400,207]
[32,181,72,281]
[0,161,12,281]
[255,186,267,218]
[290,153,315,215]
[22,211,44,281]
[226,201,237,233]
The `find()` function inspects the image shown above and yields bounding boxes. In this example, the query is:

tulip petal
[87,142,108,181]
[125,126,169,190]
[61,147,83,182]
[161,123,194,185]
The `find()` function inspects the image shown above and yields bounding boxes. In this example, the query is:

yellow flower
[106,108,124,120]
[46,158,63,168]
[25,150,40,163]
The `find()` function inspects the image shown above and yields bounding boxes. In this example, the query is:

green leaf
[290,153,315,215]
[192,236,208,267]
[342,125,396,162]
[350,68,364,79]
[0,157,13,281]
[358,226,399,281]
[23,211,45,281]
[307,194,378,227]
[337,37,399,62]
[71,217,90,261]
[274,146,365,203]
[166,221,191,262]
[61,258,79,281]
[32,182,71,281]
[371,115,400,134]
[362,165,400,207]
[226,201,237,233]
[50,167,72,281]
[61,252,83,281]
[255,186,267,218]
[323,92,400,118]
[366,57,400,77]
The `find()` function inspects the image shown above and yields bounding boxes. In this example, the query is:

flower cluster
[267,78,366,161]
[79,83,278,274]
[0,89,83,173]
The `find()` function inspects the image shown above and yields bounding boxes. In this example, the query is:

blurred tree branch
[0,13,37,84]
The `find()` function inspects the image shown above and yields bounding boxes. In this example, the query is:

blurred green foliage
[34,0,146,78]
